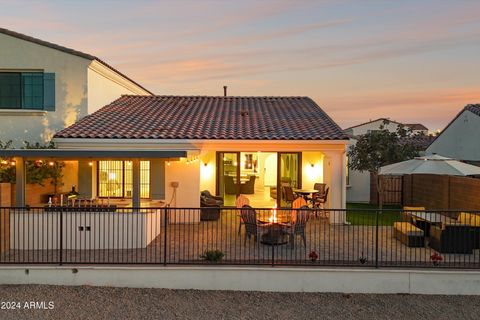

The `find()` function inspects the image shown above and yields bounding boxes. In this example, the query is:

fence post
[375,209,379,268]
[271,242,275,267]
[59,209,63,266]
[163,206,168,266]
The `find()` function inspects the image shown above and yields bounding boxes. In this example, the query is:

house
[0,27,152,146]
[2,95,349,223]
[345,118,431,203]
[344,118,428,136]
[426,104,480,166]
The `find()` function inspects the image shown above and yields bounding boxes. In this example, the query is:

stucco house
[2,95,349,223]
[426,104,480,166]
[0,27,152,146]
[345,118,431,203]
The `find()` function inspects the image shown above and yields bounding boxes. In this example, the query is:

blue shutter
[43,73,55,111]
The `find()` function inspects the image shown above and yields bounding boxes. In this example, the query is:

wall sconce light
[167,160,171,166]
[310,163,315,168]
[88,161,93,166]
[10,161,16,166]
[48,161,55,166]
[0,160,8,165]
[203,162,208,167]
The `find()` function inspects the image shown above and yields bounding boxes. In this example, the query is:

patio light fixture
[10,161,16,166]
[88,161,93,166]
[48,161,55,166]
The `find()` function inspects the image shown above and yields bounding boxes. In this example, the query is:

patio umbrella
[379,154,480,176]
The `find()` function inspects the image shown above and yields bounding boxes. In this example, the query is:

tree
[0,140,64,193]
[348,121,420,173]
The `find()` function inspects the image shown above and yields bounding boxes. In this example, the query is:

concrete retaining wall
[0,266,480,295]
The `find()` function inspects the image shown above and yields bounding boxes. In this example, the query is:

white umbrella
[379,154,480,176]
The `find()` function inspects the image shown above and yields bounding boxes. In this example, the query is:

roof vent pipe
[223,86,227,97]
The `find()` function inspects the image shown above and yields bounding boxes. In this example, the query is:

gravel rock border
[0,285,479,320]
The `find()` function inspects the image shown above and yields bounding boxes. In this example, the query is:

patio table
[407,212,454,237]
[293,189,318,202]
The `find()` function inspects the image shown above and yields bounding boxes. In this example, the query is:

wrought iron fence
[0,206,479,269]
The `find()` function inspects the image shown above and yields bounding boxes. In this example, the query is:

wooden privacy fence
[370,173,402,205]
[403,174,480,213]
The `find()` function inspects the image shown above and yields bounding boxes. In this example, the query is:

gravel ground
[0,285,479,320]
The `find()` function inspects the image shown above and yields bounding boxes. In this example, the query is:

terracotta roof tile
[54,96,348,140]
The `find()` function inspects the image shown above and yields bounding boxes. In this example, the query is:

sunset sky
[2,0,479,131]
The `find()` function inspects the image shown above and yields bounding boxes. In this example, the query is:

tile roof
[54,96,348,140]
[465,104,480,117]
[399,135,436,151]
[0,27,153,95]
[404,123,428,131]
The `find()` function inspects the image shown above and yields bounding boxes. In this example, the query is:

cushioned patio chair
[429,223,475,254]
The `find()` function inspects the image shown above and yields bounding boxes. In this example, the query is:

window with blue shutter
[0,72,55,111]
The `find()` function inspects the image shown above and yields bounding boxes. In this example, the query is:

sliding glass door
[277,152,302,207]
[217,152,240,204]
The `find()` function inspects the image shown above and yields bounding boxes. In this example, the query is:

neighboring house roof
[54,96,348,140]
[343,118,401,130]
[465,104,480,117]
[403,123,428,131]
[0,27,153,95]
[400,135,436,151]
[344,118,428,132]
[426,103,480,149]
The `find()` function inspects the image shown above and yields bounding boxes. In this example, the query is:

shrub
[200,249,224,262]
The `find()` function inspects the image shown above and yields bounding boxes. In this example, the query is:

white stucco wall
[0,33,90,146]
[87,62,150,114]
[426,110,480,161]
[0,33,151,146]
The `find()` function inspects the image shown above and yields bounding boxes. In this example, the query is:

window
[0,72,55,110]
[98,161,150,198]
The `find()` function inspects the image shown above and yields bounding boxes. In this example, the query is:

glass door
[277,152,302,207]
[217,152,240,206]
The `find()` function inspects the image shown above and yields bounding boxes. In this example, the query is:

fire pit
[259,205,290,246]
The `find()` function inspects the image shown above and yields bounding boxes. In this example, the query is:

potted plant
[430,252,443,266]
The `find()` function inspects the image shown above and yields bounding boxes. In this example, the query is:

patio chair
[270,177,291,199]
[312,187,329,218]
[240,205,265,244]
[291,197,307,223]
[429,223,475,254]
[236,195,250,235]
[286,205,310,249]
[282,186,296,206]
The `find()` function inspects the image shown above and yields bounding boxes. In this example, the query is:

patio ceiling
[0,149,187,160]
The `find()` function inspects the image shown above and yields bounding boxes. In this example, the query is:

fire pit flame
[269,204,278,223]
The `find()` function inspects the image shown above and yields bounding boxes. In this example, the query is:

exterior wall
[10,209,163,250]
[426,110,480,161]
[87,62,151,114]
[199,150,216,193]
[301,152,324,189]
[347,169,370,203]
[165,158,201,209]
[150,159,166,200]
[78,160,94,198]
[0,33,91,146]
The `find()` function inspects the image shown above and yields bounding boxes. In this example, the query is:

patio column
[15,157,25,207]
[132,159,141,208]
[323,150,346,224]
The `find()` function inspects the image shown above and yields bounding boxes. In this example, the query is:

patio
[1,208,479,268]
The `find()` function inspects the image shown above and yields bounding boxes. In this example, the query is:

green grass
[346,203,401,226]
